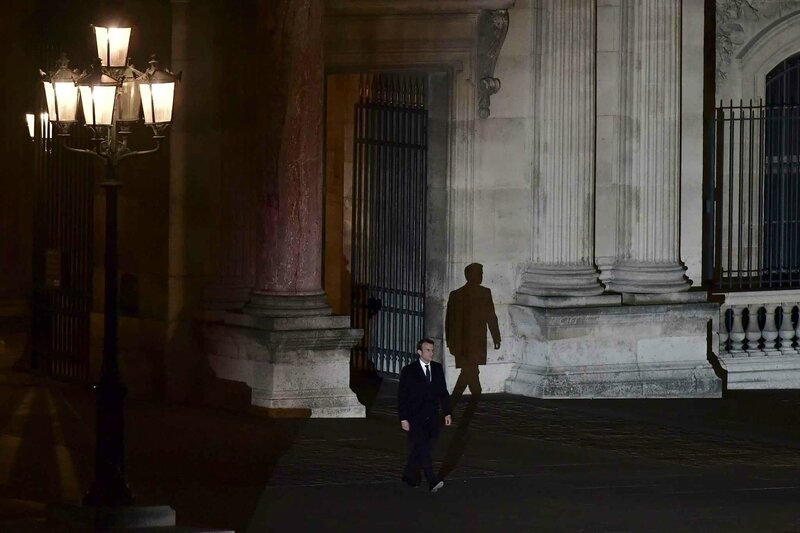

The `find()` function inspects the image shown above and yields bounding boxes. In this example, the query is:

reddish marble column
[252,0,325,303]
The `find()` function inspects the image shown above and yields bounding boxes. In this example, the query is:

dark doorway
[325,73,428,377]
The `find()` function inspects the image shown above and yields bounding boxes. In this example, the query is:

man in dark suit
[398,338,452,492]
[445,263,501,406]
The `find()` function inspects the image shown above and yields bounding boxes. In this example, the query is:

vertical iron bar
[714,106,724,289]
[387,99,395,373]
[738,100,745,288]
[747,100,754,284]
[757,100,764,289]
[768,104,775,287]
[420,102,428,356]
[791,104,798,285]
[372,82,380,372]
[779,103,787,286]
[727,101,734,289]
[393,99,400,372]
[376,86,386,373]
[402,90,410,366]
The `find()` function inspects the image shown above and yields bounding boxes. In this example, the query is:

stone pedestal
[505,302,721,398]
[203,305,365,418]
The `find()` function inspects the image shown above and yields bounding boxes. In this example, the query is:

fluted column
[606,0,690,293]
[247,0,329,316]
[517,0,603,297]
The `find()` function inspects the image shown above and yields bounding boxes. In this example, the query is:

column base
[505,301,722,398]
[245,291,331,317]
[604,262,691,294]
[202,294,365,418]
[517,264,605,297]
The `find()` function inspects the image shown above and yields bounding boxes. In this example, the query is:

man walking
[398,338,452,492]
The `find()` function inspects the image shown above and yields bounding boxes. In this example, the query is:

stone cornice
[326,0,515,15]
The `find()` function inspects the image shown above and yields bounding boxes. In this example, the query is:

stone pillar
[606,0,690,294]
[246,0,329,316]
[201,1,256,312]
[203,0,364,417]
[517,0,604,297]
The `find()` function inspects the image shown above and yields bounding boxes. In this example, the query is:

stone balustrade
[719,302,800,356]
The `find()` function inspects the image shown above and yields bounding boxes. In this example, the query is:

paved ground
[1,335,800,531]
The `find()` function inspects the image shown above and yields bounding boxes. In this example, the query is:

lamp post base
[48,503,176,531]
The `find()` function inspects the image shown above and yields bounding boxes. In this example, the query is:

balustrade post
[762,303,780,355]
[780,303,799,354]
[729,306,746,355]
[718,305,730,355]
[744,304,762,355]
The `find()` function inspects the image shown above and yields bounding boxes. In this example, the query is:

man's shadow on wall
[439,263,500,479]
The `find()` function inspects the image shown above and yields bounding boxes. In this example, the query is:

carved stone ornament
[715,0,760,81]
[477,9,509,119]
[714,0,800,83]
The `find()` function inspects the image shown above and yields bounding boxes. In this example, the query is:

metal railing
[706,100,800,291]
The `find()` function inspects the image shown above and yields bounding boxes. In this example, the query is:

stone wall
[465,0,533,392]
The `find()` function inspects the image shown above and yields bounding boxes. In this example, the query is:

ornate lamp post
[40,24,179,507]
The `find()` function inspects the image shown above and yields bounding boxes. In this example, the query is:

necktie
[425,364,431,383]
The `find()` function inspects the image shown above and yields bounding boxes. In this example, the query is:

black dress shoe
[430,480,444,493]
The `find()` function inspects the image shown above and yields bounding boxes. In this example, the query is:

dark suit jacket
[445,284,500,367]
[397,360,451,435]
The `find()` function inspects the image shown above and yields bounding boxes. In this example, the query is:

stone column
[246,0,329,316]
[606,0,690,294]
[203,0,364,417]
[517,0,604,297]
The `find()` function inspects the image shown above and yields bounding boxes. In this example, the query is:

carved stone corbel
[477,9,509,118]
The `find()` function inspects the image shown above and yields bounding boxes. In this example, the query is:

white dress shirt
[418,358,432,381]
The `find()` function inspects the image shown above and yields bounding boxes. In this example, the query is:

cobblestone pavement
[267,394,800,490]
[253,392,800,532]
[4,336,800,533]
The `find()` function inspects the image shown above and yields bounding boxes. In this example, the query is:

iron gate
[350,74,428,377]
[706,100,800,290]
[31,47,94,381]
[704,52,800,290]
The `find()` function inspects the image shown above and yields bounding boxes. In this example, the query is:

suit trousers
[403,416,438,486]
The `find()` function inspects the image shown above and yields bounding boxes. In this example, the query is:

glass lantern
[138,55,180,127]
[93,25,132,68]
[41,54,80,124]
[77,61,120,127]
[117,61,144,122]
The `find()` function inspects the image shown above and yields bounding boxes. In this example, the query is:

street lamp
[40,24,179,508]
[40,54,80,130]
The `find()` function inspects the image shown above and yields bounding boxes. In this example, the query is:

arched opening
[766,52,800,105]
[762,53,800,285]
